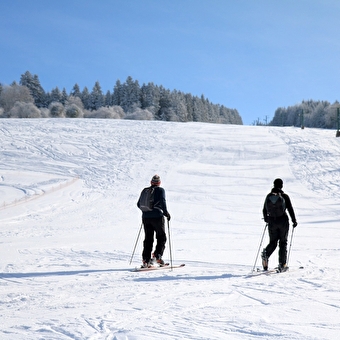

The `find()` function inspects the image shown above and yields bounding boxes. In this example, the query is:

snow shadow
[0,268,127,279]
[132,272,243,282]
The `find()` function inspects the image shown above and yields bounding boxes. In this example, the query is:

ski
[249,266,304,276]
[249,268,279,276]
[132,263,185,272]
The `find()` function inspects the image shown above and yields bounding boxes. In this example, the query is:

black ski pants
[265,215,289,265]
[142,217,167,262]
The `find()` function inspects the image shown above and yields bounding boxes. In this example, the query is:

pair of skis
[250,265,304,276]
[132,263,185,272]
[254,266,289,275]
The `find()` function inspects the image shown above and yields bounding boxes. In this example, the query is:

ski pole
[252,223,268,272]
[286,226,295,266]
[167,219,173,270]
[129,222,143,265]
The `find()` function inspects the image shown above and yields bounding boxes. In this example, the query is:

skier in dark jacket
[137,175,171,268]
[262,178,297,272]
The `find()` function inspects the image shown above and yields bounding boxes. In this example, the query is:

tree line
[269,100,340,129]
[0,71,243,125]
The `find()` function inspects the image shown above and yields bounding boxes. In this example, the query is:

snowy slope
[0,119,340,340]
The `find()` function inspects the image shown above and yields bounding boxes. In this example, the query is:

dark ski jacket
[263,188,297,224]
[137,185,169,219]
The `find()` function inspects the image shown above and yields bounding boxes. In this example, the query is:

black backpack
[266,193,286,218]
[138,186,155,212]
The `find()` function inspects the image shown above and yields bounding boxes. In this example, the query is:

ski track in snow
[0,119,340,339]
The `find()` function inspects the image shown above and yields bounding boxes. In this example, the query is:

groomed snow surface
[0,119,339,340]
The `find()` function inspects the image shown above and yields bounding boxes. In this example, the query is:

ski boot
[261,249,268,271]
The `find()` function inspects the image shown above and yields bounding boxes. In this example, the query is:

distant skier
[137,175,171,268]
[262,178,297,272]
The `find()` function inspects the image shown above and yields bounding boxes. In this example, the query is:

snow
[0,118,340,340]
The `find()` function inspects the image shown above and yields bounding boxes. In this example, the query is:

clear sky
[1,0,340,125]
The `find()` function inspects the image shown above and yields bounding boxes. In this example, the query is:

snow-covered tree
[112,80,123,106]
[49,102,65,117]
[125,106,153,120]
[49,87,63,103]
[65,104,83,118]
[89,81,104,110]
[70,84,82,98]
[84,105,124,119]
[61,88,68,105]
[140,82,160,115]
[120,76,141,112]
[20,71,46,108]
[0,84,34,113]
[104,90,112,107]
[9,101,41,118]
[81,87,91,110]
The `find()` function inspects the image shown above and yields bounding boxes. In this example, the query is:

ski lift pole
[252,223,268,272]
[129,222,143,265]
[337,108,340,132]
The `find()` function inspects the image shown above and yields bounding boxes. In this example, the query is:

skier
[262,178,297,272]
[137,175,171,268]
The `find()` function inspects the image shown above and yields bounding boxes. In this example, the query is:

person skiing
[262,178,297,272]
[137,174,171,268]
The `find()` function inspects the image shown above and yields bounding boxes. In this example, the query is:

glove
[166,213,171,221]
[293,221,298,228]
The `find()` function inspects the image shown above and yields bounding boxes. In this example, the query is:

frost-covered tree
[84,105,124,119]
[184,93,194,122]
[120,76,141,112]
[192,96,204,122]
[112,80,123,106]
[104,90,112,107]
[65,95,84,110]
[157,86,171,120]
[168,90,188,122]
[70,83,81,98]
[270,100,332,128]
[0,84,34,113]
[140,82,160,115]
[61,88,68,105]
[89,81,104,110]
[81,87,91,110]
[49,87,63,103]
[9,101,41,118]
[49,102,65,117]
[65,104,83,118]
[125,106,153,120]
[20,71,46,108]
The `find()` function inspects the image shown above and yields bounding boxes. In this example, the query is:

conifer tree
[89,81,104,110]
[20,71,46,108]
[121,76,141,112]
[81,87,91,110]
[70,84,81,98]
[112,80,122,106]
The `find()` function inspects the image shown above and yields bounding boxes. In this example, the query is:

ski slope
[0,119,340,340]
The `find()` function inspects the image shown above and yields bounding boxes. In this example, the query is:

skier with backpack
[262,178,297,272]
[137,175,171,268]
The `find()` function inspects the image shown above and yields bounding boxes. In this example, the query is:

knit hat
[273,178,283,189]
[151,174,161,186]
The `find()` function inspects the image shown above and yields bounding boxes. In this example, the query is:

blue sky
[1,0,340,125]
